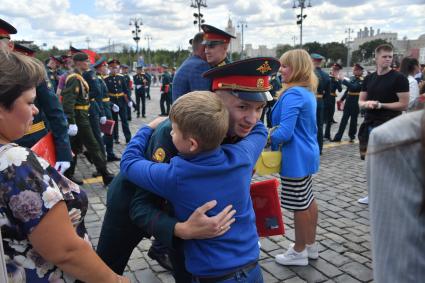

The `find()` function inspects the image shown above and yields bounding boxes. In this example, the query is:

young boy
[120,91,267,280]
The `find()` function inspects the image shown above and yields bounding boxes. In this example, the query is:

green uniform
[61,70,108,178]
[160,71,172,115]
[324,75,342,139]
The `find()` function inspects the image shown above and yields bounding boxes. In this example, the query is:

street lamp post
[292,0,312,48]
[129,17,143,54]
[237,20,248,59]
[190,0,207,31]
[144,34,153,65]
[345,27,353,71]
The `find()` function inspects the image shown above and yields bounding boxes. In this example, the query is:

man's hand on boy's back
[148,116,168,129]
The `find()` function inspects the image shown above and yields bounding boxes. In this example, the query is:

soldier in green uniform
[144,68,152,100]
[83,61,107,161]
[160,64,172,116]
[61,52,114,186]
[133,65,147,118]
[93,57,121,161]
[97,57,279,282]
[311,53,331,154]
[104,59,132,144]
[324,63,342,140]
[333,64,364,142]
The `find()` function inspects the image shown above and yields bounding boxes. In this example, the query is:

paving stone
[260,269,280,283]
[334,274,362,283]
[128,258,149,271]
[340,262,373,282]
[134,269,162,283]
[319,249,351,267]
[309,258,343,278]
[344,252,369,264]
[290,265,328,282]
[261,260,296,281]
[284,277,307,283]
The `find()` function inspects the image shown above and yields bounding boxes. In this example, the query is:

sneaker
[358,196,369,204]
[275,246,308,266]
[306,243,319,259]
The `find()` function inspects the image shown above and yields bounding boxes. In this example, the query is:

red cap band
[212,75,271,92]
[0,28,10,36]
[204,32,230,43]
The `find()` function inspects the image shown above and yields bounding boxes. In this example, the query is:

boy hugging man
[120,91,267,281]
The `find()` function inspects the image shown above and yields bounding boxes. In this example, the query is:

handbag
[254,126,282,176]
[254,150,281,176]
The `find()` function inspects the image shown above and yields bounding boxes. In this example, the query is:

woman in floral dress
[0,47,129,282]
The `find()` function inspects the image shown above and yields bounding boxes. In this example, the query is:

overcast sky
[1,0,424,51]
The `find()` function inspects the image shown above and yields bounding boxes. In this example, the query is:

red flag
[31,132,56,167]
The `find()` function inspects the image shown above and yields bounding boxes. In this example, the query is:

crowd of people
[1,15,425,283]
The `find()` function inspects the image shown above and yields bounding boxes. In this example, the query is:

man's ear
[189,137,199,152]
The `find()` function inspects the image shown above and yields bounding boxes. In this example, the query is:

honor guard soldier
[159,64,172,116]
[104,59,132,144]
[311,53,331,154]
[13,43,73,177]
[201,24,235,67]
[97,57,280,282]
[93,57,120,161]
[121,64,134,121]
[46,55,64,93]
[83,58,107,162]
[61,52,114,186]
[133,65,147,118]
[144,68,152,100]
[324,63,343,140]
[333,64,364,142]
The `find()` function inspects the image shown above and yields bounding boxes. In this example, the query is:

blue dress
[0,144,88,282]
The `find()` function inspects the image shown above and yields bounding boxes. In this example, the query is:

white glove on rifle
[68,124,78,136]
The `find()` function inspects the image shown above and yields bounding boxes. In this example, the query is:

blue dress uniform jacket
[15,79,72,162]
[121,123,267,276]
[333,76,363,141]
[171,55,211,102]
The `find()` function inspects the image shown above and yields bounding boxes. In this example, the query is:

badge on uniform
[152,147,166,163]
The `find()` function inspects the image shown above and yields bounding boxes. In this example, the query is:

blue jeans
[192,263,263,283]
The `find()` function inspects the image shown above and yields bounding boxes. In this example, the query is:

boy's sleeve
[232,122,268,164]
[120,126,176,200]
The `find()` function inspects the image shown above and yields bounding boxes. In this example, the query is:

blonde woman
[0,47,129,282]
[270,49,320,266]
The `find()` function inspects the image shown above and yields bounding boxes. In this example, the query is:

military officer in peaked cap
[120,64,134,121]
[61,52,114,186]
[133,65,148,118]
[0,18,17,49]
[104,59,132,144]
[311,53,330,154]
[97,57,280,282]
[201,24,235,67]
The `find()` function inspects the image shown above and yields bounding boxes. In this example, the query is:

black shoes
[107,155,121,162]
[147,247,173,272]
[100,169,114,186]
[67,175,84,185]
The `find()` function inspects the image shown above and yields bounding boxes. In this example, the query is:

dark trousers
[146,86,151,99]
[316,98,324,154]
[334,97,359,141]
[88,103,106,158]
[160,92,171,115]
[324,96,336,139]
[135,91,146,117]
[65,110,107,177]
[111,96,131,142]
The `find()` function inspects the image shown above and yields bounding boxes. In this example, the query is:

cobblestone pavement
[78,86,373,283]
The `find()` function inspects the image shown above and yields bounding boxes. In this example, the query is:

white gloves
[100,116,107,124]
[136,85,141,89]
[128,101,133,108]
[54,161,71,174]
[112,104,120,112]
[68,124,78,136]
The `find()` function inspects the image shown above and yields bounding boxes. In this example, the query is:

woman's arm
[28,201,128,283]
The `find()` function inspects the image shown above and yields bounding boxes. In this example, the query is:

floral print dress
[0,144,89,282]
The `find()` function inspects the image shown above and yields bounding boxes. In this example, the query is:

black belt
[193,261,258,283]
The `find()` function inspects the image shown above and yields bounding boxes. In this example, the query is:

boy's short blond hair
[169,91,229,151]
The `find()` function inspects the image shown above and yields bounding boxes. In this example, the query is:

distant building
[351,27,425,61]
[419,47,425,64]
[245,44,276,57]
[225,17,241,54]
[95,43,132,54]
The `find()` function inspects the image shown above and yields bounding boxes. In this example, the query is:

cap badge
[256,61,272,74]
[257,78,265,88]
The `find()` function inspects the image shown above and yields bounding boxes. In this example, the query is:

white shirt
[407,75,419,110]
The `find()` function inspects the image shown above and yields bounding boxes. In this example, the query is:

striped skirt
[280,175,314,211]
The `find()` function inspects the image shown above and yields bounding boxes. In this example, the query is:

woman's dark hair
[0,46,45,110]
[400,57,419,77]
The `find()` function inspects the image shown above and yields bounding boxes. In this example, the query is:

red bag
[31,132,56,167]
[250,179,285,237]
[337,100,345,111]
[100,119,115,136]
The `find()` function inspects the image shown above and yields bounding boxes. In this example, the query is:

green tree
[302,41,323,55]
[275,44,293,58]
[322,42,347,66]
[358,39,391,60]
